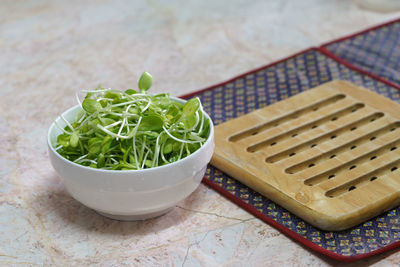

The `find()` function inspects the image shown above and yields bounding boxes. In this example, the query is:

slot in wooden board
[211,80,400,231]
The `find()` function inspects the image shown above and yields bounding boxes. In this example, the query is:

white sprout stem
[125,104,132,112]
[196,105,205,134]
[81,129,94,136]
[132,117,142,169]
[173,112,200,134]
[185,143,190,156]
[160,142,169,164]
[187,133,205,142]
[162,126,202,144]
[76,104,118,130]
[108,112,139,118]
[193,111,200,129]
[141,150,150,169]
[152,132,163,167]
[96,97,115,101]
[125,113,140,118]
[54,120,73,135]
[178,133,185,160]
[77,159,97,164]
[110,158,119,164]
[61,114,74,132]
[139,136,146,162]
[123,93,151,98]
[107,112,124,116]
[116,117,126,140]
[104,154,120,158]
[104,120,122,129]
[74,112,98,130]
[141,98,152,113]
[111,99,144,108]
[73,154,88,163]
[122,104,133,134]
[75,92,82,108]
[55,145,62,151]
[102,166,113,170]
[96,124,131,139]
[142,141,153,157]
[77,111,86,124]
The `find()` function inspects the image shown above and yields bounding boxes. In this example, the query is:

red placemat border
[320,17,400,89]
[202,178,400,263]
[180,47,315,100]
[182,18,400,101]
[179,18,400,262]
[318,47,400,91]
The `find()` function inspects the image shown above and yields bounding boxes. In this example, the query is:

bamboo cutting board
[211,80,400,231]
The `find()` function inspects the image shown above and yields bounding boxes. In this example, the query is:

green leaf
[172,141,181,152]
[125,89,138,95]
[70,131,79,148]
[82,98,102,114]
[187,143,200,153]
[138,72,153,91]
[99,118,116,126]
[182,97,200,116]
[129,154,136,164]
[57,134,70,147]
[168,154,179,163]
[123,147,132,162]
[85,92,94,99]
[144,160,153,168]
[153,93,169,98]
[200,117,210,137]
[128,107,139,114]
[138,114,164,131]
[182,113,197,129]
[104,91,120,100]
[166,105,181,123]
[163,142,173,154]
[97,153,105,168]
[102,135,113,154]
[88,137,102,155]
[178,98,201,129]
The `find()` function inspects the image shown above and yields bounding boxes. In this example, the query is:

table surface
[1,1,400,266]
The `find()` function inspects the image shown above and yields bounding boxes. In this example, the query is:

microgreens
[55,72,210,170]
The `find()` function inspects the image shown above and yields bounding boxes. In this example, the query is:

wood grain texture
[212,80,400,231]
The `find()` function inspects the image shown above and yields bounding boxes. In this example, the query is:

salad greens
[55,72,210,170]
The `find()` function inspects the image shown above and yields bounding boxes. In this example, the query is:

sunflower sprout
[54,72,211,170]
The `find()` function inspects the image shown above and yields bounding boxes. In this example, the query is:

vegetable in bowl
[55,72,211,170]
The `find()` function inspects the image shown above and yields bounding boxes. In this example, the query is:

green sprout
[138,71,152,92]
[54,72,211,170]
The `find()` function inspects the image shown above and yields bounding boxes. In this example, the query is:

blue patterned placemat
[324,19,400,87]
[186,48,400,261]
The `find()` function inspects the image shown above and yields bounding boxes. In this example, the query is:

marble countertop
[1,1,400,266]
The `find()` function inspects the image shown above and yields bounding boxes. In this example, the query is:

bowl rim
[47,96,214,173]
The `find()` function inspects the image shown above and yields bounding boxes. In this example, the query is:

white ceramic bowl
[47,97,214,220]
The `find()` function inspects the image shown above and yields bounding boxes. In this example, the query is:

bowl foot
[96,207,174,221]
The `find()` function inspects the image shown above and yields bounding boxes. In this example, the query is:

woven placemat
[182,47,400,262]
[322,19,400,88]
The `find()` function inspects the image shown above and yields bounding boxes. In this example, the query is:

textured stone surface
[1,1,400,266]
